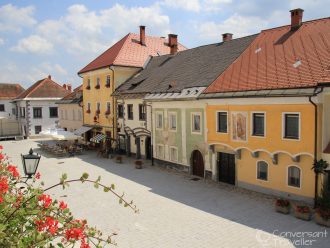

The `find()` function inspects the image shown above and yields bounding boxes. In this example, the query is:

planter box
[315,213,330,227]
[275,205,290,214]
[294,211,312,221]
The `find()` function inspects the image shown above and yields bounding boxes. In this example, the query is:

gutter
[308,86,323,208]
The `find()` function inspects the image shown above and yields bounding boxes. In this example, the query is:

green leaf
[103,187,110,192]
[82,173,89,179]
[111,184,115,190]
[119,199,123,204]
[96,176,101,183]
[61,173,67,180]
[94,183,99,189]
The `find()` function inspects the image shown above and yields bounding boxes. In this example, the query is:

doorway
[218,152,236,185]
[145,137,151,159]
[192,150,204,177]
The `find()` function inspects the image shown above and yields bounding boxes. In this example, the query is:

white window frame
[287,165,302,189]
[155,111,163,130]
[282,112,301,141]
[169,146,178,162]
[191,112,202,134]
[156,144,165,159]
[251,111,266,138]
[256,160,269,181]
[168,112,177,131]
[216,111,228,133]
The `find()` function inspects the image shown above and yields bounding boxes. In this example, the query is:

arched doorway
[192,150,204,177]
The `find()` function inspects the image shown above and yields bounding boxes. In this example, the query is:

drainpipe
[308,86,323,208]
[109,66,116,147]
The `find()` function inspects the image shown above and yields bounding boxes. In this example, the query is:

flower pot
[315,212,330,227]
[275,205,290,214]
[135,160,142,169]
[294,210,312,221]
[115,156,122,164]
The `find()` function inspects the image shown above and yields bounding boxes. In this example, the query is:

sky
[0,0,329,89]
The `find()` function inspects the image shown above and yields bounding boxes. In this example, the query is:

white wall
[0,100,17,119]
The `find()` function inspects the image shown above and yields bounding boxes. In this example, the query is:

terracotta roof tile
[0,83,25,99]
[16,77,71,99]
[78,33,186,74]
[204,17,330,94]
[57,85,83,104]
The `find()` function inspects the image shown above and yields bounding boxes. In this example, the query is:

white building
[13,76,70,138]
[0,83,25,119]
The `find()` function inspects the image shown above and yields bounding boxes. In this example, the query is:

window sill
[105,84,110,88]
[95,86,100,89]
[86,86,91,90]
[33,117,42,119]
[50,116,58,118]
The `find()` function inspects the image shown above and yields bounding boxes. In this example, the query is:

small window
[257,161,268,181]
[217,112,227,133]
[49,107,58,118]
[139,104,146,120]
[96,102,100,113]
[0,104,5,112]
[192,113,201,133]
[157,145,164,159]
[106,102,111,114]
[169,113,177,131]
[33,107,42,119]
[86,103,91,113]
[252,113,265,136]
[86,79,91,89]
[35,125,42,134]
[106,75,111,87]
[284,113,299,139]
[156,112,163,129]
[95,78,100,89]
[118,104,124,118]
[20,107,25,118]
[12,108,16,115]
[127,104,133,120]
[170,147,178,162]
[288,166,301,188]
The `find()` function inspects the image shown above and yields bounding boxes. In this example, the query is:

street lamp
[21,148,41,178]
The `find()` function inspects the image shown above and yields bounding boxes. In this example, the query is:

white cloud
[0,37,4,46]
[196,14,268,42]
[162,0,201,12]
[11,35,53,54]
[0,4,36,32]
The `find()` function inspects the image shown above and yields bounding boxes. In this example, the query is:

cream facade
[58,103,83,132]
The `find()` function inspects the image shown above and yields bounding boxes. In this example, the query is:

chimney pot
[168,34,178,55]
[140,25,146,46]
[48,75,51,79]
[63,84,67,90]
[290,8,304,31]
[222,33,233,42]
[67,84,72,92]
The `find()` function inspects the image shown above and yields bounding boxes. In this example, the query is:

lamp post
[21,148,41,179]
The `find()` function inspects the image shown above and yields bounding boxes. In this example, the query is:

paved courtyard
[1,139,329,248]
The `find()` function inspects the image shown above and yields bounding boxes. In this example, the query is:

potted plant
[315,189,330,227]
[115,156,122,164]
[275,198,290,214]
[312,159,329,174]
[135,160,143,169]
[294,205,312,221]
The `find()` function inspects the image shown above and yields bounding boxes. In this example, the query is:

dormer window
[106,75,111,88]
[86,79,91,90]
[95,78,100,89]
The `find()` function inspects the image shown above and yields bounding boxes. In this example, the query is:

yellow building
[78,26,185,147]
[200,10,330,204]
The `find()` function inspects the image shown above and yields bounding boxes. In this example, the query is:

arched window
[257,161,268,181]
[288,166,301,188]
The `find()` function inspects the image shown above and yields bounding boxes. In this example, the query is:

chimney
[290,8,304,31]
[140,25,146,46]
[62,84,67,90]
[222,33,233,42]
[48,75,51,79]
[168,34,178,55]
[67,84,72,92]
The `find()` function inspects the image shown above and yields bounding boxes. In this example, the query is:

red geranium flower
[59,200,68,210]
[0,177,9,194]
[7,165,20,178]
[0,145,3,150]
[38,194,53,208]
[35,172,41,179]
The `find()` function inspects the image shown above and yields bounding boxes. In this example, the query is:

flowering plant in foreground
[0,145,138,247]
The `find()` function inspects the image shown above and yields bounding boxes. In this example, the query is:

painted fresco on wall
[232,112,247,141]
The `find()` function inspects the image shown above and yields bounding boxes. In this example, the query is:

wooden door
[145,137,151,159]
[192,150,204,177]
[218,152,235,185]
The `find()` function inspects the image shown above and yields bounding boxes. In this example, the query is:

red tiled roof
[0,83,25,99]
[60,85,82,101]
[78,33,186,74]
[16,77,71,99]
[204,17,330,94]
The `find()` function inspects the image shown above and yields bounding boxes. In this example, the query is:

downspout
[109,66,116,146]
[308,86,323,208]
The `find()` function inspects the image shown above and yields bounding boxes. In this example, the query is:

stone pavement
[1,139,329,248]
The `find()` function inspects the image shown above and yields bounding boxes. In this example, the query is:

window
[139,104,146,120]
[20,107,25,118]
[156,112,163,129]
[64,110,68,120]
[217,112,227,133]
[257,161,268,181]
[170,147,178,162]
[96,102,100,114]
[106,102,111,114]
[156,144,164,159]
[192,113,201,133]
[86,79,91,89]
[284,113,299,139]
[49,107,58,118]
[127,104,133,120]
[252,113,265,136]
[0,104,4,112]
[95,78,100,89]
[35,126,42,134]
[118,104,124,118]
[78,110,82,120]
[72,109,76,120]
[33,107,42,119]
[12,108,16,115]
[106,75,111,87]
[169,112,177,131]
[86,103,91,113]
[288,166,301,188]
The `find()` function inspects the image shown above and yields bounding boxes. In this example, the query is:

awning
[90,133,106,143]
[74,126,92,136]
